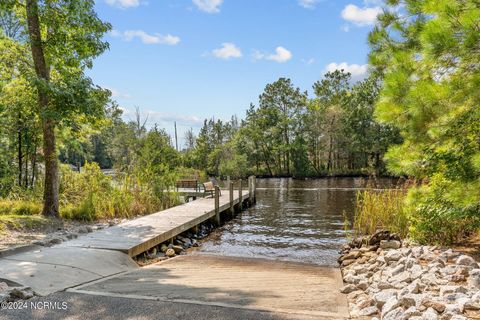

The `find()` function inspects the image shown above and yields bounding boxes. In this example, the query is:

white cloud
[212,43,242,60]
[105,0,140,9]
[148,112,203,126]
[267,47,292,63]
[341,4,382,26]
[298,0,320,9]
[120,107,203,127]
[253,46,292,63]
[111,30,180,45]
[325,62,369,81]
[193,0,223,13]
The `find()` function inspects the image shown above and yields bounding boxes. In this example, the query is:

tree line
[1,0,478,245]
[188,72,401,178]
[0,1,401,218]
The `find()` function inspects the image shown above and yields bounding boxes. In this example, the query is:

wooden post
[229,181,234,217]
[248,176,253,206]
[214,185,220,225]
[238,179,243,210]
[253,175,257,203]
[226,175,230,189]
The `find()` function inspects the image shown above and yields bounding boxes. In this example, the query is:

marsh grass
[58,163,180,221]
[0,162,180,228]
[353,186,409,238]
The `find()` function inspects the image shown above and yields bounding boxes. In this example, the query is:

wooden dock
[61,177,257,257]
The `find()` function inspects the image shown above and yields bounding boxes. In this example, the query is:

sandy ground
[0,219,122,252]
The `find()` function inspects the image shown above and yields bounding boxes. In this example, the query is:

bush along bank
[339,230,480,320]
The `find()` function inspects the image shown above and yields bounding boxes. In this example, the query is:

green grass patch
[0,200,50,232]
[0,214,50,231]
[0,200,42,216]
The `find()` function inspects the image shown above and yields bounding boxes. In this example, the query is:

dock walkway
[0,179,256,295]
[60,188,252,256]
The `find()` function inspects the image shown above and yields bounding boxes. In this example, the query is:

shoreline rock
[134,221,216,266]
[0,282,36,302]
[339,230,480,319]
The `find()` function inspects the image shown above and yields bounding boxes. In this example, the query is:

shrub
[407,174,480,244]
[58,162,180,221]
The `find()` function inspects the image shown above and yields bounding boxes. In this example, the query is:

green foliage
[368,0,480,243]
[0,199,47,232]
[407,174,480,244]
[59,162,179,221]
[218,147,249,179]
[234,73,401,177]
[0,199,42,216]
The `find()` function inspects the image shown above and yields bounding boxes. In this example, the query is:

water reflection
[200,177,397,266]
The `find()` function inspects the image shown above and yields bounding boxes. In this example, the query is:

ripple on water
[199,177,396,266]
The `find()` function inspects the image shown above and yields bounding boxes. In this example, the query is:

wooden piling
[229,181,234,217]
[253,176,256,204]
[248,176,253,206]
[214,185,220,225]
[238,179,243,210]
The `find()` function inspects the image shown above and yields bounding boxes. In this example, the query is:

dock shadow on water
[198,177,397,266]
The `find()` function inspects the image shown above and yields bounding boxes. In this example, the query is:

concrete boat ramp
[0,184,349,319]
[0,188,252,295]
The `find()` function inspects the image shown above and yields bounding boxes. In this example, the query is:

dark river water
[199,177,397,266]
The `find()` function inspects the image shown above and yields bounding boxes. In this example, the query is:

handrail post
[229,181,234,217]
[214,185,220,226]
[238,179,243,210]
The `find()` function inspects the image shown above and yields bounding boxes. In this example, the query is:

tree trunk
[17,119,22,186]
[42,118,59,215]
[24,131,29,188]
[260,144,274,176]
[31,144,37,187]
[26,0,59,217]
[327,134,333,171]
[285,132,290,176]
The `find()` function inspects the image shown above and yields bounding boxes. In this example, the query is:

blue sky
[89,0,383,145]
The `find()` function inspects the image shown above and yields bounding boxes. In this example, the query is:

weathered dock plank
[60,189,252,257]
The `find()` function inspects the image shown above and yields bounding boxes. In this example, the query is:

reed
[353,187,409,238]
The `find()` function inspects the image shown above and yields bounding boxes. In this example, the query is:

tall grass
[0,200,49,232]
[353,187,409,238]
[0,162,180,226]
[59,162,180,221]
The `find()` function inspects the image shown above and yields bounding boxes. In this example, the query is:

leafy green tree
[369,0,480,243]
[312,70,351,172]
[341,72,401,173]
[0,12,41,192]
[258,78,307,175]
[135,126,180,197]
[1,0,111,216]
